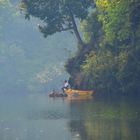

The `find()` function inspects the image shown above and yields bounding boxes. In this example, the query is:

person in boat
[62,80,70,93]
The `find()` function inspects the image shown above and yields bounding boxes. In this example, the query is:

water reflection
[0,93,70,140]
[0,93,139,140]
[68,99,140,140]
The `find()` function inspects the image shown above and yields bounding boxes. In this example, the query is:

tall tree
[20,0,92,46]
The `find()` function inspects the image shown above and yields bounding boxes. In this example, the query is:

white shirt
[64,82,69,88]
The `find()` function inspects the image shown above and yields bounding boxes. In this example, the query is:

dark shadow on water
[67,96,140,140]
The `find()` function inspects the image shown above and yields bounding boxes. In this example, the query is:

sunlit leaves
[80,11,101,44]
[95,0,110,10]
[96,0,132,43]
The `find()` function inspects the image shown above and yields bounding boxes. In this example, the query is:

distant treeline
[21,0,140,96]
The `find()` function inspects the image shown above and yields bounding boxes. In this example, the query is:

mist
[0,0,76,94]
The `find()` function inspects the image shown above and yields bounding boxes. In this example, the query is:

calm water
[0,93,139,140]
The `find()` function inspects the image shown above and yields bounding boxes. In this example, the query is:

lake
[0,93,139,140]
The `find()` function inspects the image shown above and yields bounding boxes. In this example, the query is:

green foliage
[20,0,92,44]
[67,0,140,96]
[82,51,115,76]
[81,50,116,91]
[80,10,102,44]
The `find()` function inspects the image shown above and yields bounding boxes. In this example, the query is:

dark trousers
[62,86,69,93]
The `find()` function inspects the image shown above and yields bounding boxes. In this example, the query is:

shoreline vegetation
[20,0,140,98]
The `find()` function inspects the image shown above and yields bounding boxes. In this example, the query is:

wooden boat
[64,89,94,97]
[66,95,93,101]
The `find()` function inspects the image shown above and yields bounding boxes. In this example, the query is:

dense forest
[20,0,140,97]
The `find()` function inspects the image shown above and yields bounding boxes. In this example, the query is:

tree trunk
[68,6,85,47]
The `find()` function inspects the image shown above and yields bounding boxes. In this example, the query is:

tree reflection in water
[68,98,140,140]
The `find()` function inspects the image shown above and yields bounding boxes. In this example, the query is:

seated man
[62,80,70,93]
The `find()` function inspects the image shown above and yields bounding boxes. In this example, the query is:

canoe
[66,95,93,101]
[64,89,94,97]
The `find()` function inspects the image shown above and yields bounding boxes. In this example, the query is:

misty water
[0,93,140,140]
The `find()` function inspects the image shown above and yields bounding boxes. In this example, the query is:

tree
[20,0,92,46]
[81,0,140,95]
